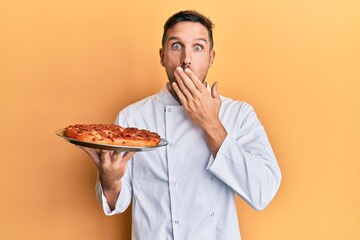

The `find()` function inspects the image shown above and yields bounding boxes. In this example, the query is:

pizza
[63,124,161,147]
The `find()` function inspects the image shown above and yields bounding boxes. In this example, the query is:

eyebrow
[167,36,208,44]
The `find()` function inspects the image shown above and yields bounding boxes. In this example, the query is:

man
[82,10,281,240]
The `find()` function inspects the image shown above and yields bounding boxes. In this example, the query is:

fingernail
[176,67,183,72]
[184,68,190,73]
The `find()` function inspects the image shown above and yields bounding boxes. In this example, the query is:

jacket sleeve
[207,103,282,210]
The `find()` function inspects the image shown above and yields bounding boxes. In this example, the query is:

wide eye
[172,43,182,50]
[194,45,203,52]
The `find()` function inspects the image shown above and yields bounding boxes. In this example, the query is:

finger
[122,152,136,162]
[211,82,220,99]
[176,67,201,95]
[111,151,122,163]
[172,81,187,104]
[117,152,136,170]
[174,68,193,98]
[78,146,101,168]
[184,68,207,92]
[110,151,135,164]
[100,150,112,165]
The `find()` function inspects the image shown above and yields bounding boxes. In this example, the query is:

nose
[181,48,191,68]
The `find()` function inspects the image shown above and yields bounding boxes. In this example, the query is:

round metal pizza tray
[55,128,168,152]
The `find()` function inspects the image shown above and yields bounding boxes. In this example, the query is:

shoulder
[220,95,254,114]
[219,95,261,130]
[115,92,161,126]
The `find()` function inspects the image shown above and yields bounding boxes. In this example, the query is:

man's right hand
[80,147,135,210]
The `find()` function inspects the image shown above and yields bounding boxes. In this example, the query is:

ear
[159,48,165,67]
[209,49,215,67]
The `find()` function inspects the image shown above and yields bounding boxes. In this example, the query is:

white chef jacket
[96,85,281,240]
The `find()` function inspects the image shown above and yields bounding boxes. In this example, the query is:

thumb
[211,82,220,99]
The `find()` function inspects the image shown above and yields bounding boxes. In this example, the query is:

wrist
[100,179,121,211]
[203,119,226,138]
[100,177,121,192]
[203,121,227,157]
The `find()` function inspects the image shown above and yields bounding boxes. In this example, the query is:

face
[159,21,215,85]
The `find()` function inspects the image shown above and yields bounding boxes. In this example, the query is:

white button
[210,176,215,180]
[211,212,215,217]
[168,108,171,112]
[169,143,174,147]
[170,180,176,186]
[174,220,179,224]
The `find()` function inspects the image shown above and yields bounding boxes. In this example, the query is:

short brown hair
[162,10,215,49]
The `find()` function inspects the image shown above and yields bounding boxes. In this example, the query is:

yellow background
[1,0,359,239]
